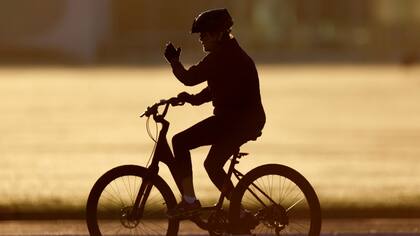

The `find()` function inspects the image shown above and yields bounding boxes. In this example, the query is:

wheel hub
[120,206,140,228]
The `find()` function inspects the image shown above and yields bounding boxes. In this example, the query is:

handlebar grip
[140,97,184,118]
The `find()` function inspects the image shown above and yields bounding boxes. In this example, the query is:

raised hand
[165,42,181,63]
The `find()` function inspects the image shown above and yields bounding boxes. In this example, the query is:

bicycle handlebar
[140,97,185,118]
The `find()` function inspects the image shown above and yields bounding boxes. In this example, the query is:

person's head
[191,8,233,52]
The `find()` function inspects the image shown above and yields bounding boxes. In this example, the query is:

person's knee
[172,133,186,150]
[204,158,222,174]
[204,159,212,173]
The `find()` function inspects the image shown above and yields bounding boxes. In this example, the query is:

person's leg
[204,141,241,200]
[171,116,218,198]
[167,116,221,217]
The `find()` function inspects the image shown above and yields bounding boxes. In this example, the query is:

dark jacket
[171,38,265,137]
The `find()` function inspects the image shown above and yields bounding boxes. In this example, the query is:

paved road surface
[0,218,419,236]
[0,219,420,236]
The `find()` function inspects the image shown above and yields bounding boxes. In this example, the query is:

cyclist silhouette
[164,8,265,218]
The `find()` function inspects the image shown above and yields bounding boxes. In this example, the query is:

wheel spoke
[286,196,305,213]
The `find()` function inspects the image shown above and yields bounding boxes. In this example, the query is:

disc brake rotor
[256,205,288,232]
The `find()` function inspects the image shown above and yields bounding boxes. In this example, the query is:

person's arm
[165,42,208,86]
[177,87,211,106]
[170,60,205,86]
[190,87,211,106]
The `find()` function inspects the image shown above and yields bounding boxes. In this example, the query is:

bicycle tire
[229,164,321,236]
[86,165,179,236]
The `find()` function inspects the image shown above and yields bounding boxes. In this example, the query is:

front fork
[131,119,183,220]
[130,173,154,220]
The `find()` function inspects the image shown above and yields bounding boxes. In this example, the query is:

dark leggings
[172,116,247,197]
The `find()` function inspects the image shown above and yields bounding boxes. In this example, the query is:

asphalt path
[0,219,418,236]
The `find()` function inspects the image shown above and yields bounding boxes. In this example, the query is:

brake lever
[139,104,158,118]
[168,97,185,106]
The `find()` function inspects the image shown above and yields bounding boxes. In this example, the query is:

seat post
[225,149,248,183]
[227,152,239,177]
[214,150,241,206]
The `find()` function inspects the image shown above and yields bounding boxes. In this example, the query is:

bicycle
[86,96,322,236]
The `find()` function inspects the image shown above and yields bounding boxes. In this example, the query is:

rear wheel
[229,164,321,236]
[86,165,179,236]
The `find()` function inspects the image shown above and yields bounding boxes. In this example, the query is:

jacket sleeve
[170,56,212,86]
[190,87,211,106]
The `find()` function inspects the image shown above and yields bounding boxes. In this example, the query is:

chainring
[207,209,229,236]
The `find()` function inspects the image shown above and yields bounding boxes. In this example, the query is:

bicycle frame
[133,101,279,228]
[86,98,321,236]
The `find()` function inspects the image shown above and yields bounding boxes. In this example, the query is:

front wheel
[229,164,321,236]
[86,165,179,236]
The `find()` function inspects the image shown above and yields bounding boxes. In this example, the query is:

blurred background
[1,0,419,64]
[1,0,420,219]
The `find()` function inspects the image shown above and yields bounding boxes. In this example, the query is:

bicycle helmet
[191,8,233,33]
